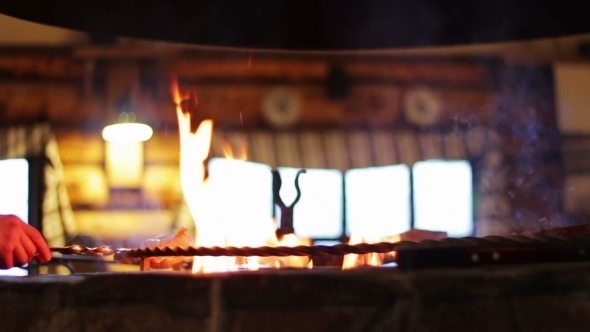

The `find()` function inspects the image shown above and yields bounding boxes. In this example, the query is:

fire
[342,234,400,269]
[259,219,313,269]
[170,76,446,273]
[221,139,247,161]
[171,76,312,273]
[172,78,220,273]
[342,229,448,269]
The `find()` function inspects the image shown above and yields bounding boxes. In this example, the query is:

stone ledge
[1,263,590,331]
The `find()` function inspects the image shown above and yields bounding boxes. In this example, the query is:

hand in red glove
[0,215,51,269]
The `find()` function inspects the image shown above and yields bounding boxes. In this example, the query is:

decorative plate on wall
[262,88,302,129]
[403,87,442,127]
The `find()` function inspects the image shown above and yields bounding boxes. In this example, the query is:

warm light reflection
[105,141,144,188]
[102,123,154,142]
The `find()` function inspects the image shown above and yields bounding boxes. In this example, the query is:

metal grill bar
[51,232,590,269]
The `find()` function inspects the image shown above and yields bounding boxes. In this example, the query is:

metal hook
[273,168,307,239]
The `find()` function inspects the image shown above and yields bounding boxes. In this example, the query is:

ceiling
[0,12,589,61]
[1,1,590,51]
[0,14,87,45]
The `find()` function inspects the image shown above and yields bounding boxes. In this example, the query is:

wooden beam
[73,45,182,59]
[0,47,74,56]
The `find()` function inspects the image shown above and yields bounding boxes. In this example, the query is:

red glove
[0,215,51,269]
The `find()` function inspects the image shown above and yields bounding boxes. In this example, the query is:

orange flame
[343,229,447,269]
[221,139,248,161]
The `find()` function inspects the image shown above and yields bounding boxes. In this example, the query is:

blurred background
[0,11,588,274]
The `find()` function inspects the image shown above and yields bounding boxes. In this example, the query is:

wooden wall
[0,46,565,241]
[0,50,497,128]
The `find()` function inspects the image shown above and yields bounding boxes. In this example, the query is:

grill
[8,245,590,332]
[49,224,590,272]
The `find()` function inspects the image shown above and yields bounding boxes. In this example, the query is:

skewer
[48,232,590,264]
[50,245,119,256]
[49,242,403,261]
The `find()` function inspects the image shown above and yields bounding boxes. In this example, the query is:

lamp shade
[102,123,153,142]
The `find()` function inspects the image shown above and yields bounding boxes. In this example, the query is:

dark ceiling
[1,1,590,51]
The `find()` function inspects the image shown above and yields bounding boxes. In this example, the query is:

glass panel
[313,240,342,246]
[413,160,473,237]
[0,158,29,277]
[207,158,273,241]
[276,168,343,239]
[345,165,411,237]
[0,158,29,221]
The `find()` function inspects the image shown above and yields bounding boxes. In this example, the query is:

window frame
[208,157,477,243]
[271,159,478,243]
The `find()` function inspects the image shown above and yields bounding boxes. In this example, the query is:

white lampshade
[102,123,153,142]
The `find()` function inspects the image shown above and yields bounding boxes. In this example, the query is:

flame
[258,218,313,269]
[172,76,311,273]
[221,139,248,161]
[172,76,220,273]
[171,76,443,273]
[342,229,447,269]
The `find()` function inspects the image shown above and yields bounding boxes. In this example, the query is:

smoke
[497,65,568,232]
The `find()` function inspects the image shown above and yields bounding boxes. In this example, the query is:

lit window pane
[413,160,473,237]
[207,158,273,237]
[0,158,29,277]
[0,158,29,222]
[276,168,343,238]
[345,165,411,237]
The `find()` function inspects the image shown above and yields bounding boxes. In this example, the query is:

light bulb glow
[102,123,153,142]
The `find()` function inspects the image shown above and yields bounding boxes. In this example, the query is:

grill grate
[51,226,590,271]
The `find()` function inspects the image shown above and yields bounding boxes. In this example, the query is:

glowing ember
[343,234,400,269]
